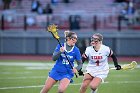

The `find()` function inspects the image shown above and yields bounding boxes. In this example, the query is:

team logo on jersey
[92,56,102,59]
[61,54,73,59]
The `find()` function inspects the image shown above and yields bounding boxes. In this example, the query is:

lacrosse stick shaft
[52,33,78,78]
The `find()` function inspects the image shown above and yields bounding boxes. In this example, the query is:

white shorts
[85,67,109,82]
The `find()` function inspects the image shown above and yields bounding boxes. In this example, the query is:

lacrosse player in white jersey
[79,33,121,93]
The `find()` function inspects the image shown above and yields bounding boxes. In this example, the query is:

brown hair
[64,31,77,41]
[93,33,103,41]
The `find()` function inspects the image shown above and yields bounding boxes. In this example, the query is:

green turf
[0,61,139,93]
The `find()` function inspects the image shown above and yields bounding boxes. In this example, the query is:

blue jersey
[49,43,81,80]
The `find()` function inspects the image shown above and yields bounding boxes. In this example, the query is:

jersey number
[95,60,99,66]
[62,59,69,65]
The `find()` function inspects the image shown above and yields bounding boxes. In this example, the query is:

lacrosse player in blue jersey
[40,31,83,93]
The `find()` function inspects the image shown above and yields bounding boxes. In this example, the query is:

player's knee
[80,84,88,90]
[89,84,97,91]
[58,88,64,93]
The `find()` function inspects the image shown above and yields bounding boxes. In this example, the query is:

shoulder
[101,44,110,52]
[56,43,64,48]
[74,46,80,50]
[61,43,64,46]
[57,43,64,46]
[102,44,110,49]
[86,46,93,50]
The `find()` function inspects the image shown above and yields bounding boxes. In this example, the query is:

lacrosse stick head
[122,61,137,70]
[47,24,59,39]
[64,30,70,37]
[130,61,137,70]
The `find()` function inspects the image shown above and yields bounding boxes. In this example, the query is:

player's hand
[82,53,87,58]
[60,47,65,52]
[115,65,121,70]
[78,69,84,76]
[72,68,78,74]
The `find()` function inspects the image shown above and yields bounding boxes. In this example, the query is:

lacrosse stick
[110,61,137,70]
[82,61,137,75]
[47,24,78,78]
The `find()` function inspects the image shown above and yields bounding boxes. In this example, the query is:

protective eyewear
[91,37,100,42]
[71,36,78,41]
[71,37,78,41]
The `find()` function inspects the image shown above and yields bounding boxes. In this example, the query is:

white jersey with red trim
[85,44,111,72]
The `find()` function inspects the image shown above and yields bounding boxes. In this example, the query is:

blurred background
[0,0,140,60]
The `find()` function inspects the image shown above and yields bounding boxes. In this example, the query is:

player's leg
[79,73,93,93]
[40,77,57,93]
[90,77,102,93]
[58,78,70,93]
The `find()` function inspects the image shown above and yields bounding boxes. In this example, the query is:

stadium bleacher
[0,0,140,56]
[0,0,139,31]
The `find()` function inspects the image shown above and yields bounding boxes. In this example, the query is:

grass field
[0,60,140,93]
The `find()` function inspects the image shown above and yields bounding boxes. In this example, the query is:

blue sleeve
[54,44,61,52]
[75,48,81,61]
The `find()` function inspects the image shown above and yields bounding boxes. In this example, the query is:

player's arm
[52,51,61,61]
[75,60,83,71]
[75,60,84,76]
[52,46,64,61]
[76,53,88,76]
[110,50,121,70]
[82,53,88,64]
